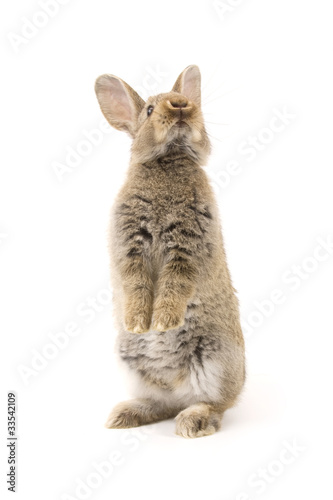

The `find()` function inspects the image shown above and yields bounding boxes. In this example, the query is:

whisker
[206,133,225,144]
[202,111,228,116]
[210,131,238,141]
[190,122,227,144]
[204,121,230,126]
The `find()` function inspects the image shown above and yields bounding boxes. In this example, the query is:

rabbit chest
[114,162,215,274]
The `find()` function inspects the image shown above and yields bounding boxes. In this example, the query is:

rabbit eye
[147,105,154,117]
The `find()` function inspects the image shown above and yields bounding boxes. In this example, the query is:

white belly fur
[118,355,223,409]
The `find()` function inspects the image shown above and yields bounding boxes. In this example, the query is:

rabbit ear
[172,65,201,107]
[95,75,145,138]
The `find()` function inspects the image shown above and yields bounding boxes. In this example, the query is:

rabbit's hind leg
[175,402,226,438]
[105,398,178,429]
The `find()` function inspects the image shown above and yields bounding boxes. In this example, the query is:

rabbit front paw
[124,292,153,334]
[124,309,152,333]
[152,303,186,332]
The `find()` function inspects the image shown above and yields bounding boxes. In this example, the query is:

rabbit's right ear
[172,65,201,107]
[95,75,145,138]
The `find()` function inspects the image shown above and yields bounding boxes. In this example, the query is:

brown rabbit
[95,65,245,438]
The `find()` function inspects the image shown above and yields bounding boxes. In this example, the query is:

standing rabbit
[95,65,245,438]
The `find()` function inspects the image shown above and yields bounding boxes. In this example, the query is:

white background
[1,0,333,499]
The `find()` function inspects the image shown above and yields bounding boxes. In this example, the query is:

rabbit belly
[118,329,225,408]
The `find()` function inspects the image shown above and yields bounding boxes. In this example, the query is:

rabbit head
[95,65,211,165]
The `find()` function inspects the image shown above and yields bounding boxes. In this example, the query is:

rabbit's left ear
[95,74,145,138]
[172,65,201,107]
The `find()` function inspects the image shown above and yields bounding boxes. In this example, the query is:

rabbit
[95,65,245,438]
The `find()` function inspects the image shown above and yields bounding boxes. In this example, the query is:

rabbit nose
[169,98,188,108]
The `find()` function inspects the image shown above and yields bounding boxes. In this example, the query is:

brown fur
[95,65,245,438]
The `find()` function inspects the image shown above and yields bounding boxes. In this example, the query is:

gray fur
[95,65,245,438]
